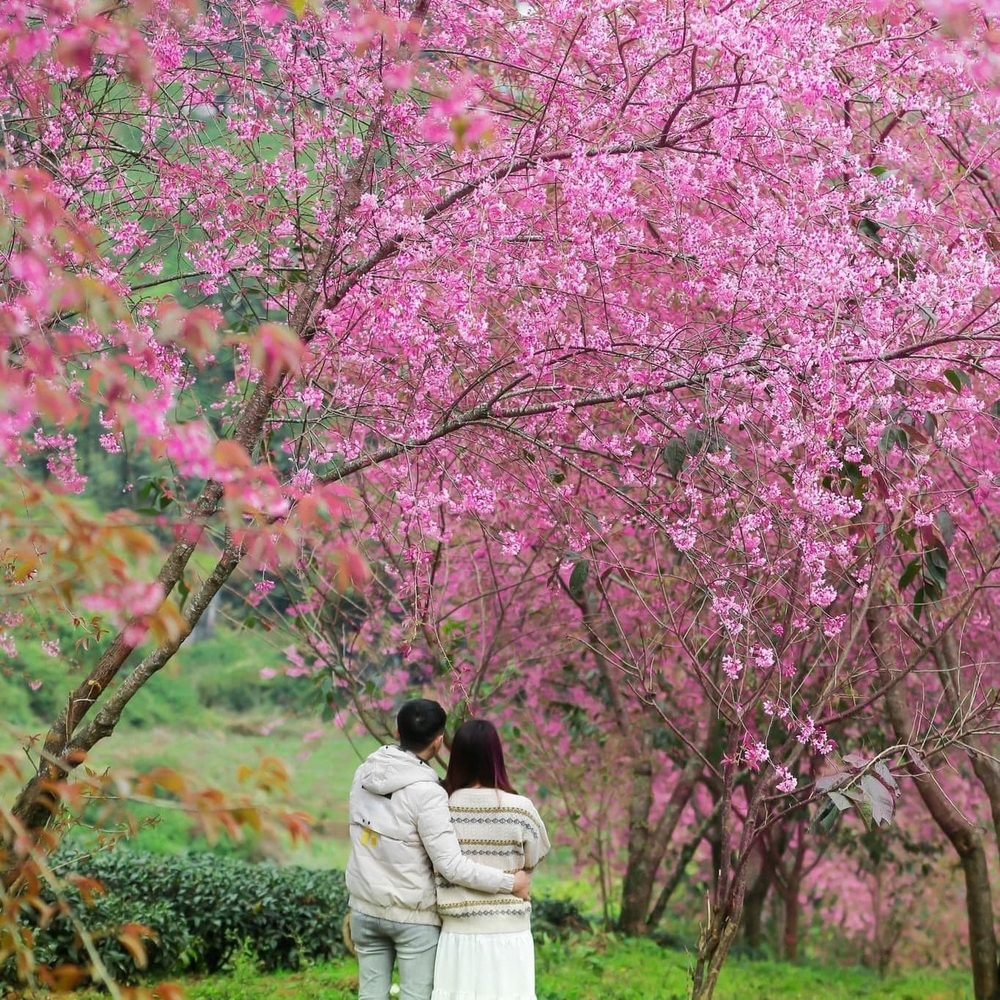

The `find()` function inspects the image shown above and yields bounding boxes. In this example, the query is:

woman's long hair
[444,719,517,796]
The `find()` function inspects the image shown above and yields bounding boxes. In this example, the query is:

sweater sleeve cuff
[499,873,515,893]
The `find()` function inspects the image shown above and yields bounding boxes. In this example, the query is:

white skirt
[431,929,536,1000]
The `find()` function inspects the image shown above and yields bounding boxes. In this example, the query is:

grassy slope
[0,625,378,867]
[85,720,379,868]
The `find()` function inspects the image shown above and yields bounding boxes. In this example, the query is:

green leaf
[898,558,920,591]
[685,426,706,455]
[944,368,971,392]
[857,217,882,241]
[878,425,908,454]
[662,438,687,476]
[912,586,926,620]
[922,559,947,591]
[860,773,895,827]
[568,559,589,601]
[874,761,899,794]
[813,798,841,834]
[925,546,949,572]
[828,790,853,812]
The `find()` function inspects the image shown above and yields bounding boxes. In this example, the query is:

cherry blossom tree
[4,0,1000,996]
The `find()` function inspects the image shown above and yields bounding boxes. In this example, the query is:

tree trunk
[619,748,706,935]
[782,886,800,962]
[868,606,999,1000]
[707,816,723,895]
[778,822,806,963]
[649,800,724,930]
[742,849,772,953]
[871,867,887,975]
[618,755,655,935]
[969,752,1000,868]
[690,746,760,999]
[690,900,743,1000]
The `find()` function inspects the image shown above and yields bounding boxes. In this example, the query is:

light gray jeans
[350,911,440,1000]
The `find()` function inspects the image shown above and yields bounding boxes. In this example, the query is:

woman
[431,719,550,1000]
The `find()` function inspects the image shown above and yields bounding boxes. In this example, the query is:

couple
[346,699,550,1000]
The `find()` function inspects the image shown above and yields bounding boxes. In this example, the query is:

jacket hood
[359,744,441,796]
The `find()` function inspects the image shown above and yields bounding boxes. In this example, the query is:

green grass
[65,938,973,1000]
[533,938,972,999]
[81,717,379,868]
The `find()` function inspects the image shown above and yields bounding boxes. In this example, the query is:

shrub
[1,878,188,990]
[66,851,350,973]
[191,656,313,714]
[531,896,591,940]
[0,670,36,726]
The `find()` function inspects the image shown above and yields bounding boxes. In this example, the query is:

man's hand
[512,870,531,900]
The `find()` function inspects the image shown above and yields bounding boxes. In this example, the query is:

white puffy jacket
[346,745,515,925]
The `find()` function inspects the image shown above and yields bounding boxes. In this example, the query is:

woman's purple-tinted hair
[444,719,516,796]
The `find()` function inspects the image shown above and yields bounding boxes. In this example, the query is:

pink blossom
[165,422,216,479]
[775,766,798,794]
[744,741,770,772]
[722,655,743,680]
[81,580,164,624]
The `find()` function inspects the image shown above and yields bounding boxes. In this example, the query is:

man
[346,699,530,1000]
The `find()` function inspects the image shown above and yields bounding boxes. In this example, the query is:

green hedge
[25,884,190,986]
[2,848,589,992]
[80,852,350,973]
[2,852,350,990]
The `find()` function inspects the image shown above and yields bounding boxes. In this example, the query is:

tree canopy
[2,0,1000,996]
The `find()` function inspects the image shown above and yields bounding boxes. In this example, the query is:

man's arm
[415,786,518,895]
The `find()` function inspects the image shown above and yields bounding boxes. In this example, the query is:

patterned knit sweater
[435,787,550,935]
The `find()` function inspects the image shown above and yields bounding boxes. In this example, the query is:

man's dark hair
[397,699,447,752]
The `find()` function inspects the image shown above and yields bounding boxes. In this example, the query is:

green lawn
[82,717,380,869]
[68,939,970,1000]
